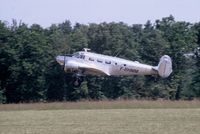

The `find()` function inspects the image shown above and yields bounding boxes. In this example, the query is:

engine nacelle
[64,60,79,72]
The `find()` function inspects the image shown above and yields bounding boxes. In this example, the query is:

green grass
[0,101,200,134]
[0,109,200,134]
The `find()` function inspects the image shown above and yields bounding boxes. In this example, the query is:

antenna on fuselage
[83,48,91,52]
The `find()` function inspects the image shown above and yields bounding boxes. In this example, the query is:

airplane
[56,48,172,87]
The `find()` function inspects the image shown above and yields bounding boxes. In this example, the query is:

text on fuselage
[120,67,139,73]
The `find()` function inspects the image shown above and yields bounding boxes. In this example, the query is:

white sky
[0,0,200,27]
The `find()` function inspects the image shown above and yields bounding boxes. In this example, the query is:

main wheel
[73,78,82,87]
[79,76,84,83]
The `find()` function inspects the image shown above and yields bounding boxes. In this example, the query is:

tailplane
[154,55,172,78]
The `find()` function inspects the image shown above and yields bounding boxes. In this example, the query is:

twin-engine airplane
[56,48,172,87]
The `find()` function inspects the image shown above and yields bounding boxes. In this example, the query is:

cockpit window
[73,53,85,59]
[80,55,85,59]
[73,53,80,58]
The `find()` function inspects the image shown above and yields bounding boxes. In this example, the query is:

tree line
[0,15,200,103]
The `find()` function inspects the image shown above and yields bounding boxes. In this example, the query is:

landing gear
[71,72,85,87]
[64,71,85,87]
[72,76,84,87]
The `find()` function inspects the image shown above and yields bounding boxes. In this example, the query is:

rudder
[155,55,172,78]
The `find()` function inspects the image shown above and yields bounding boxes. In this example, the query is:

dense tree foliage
[0,16,200,103]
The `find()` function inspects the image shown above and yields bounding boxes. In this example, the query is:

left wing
[74,61,110,76]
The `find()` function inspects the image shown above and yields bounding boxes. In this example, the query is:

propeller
[63,45,72,72]
[63,44,71,101]
[63,51,66,72]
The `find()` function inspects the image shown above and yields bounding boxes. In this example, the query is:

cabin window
[115,63,117,65]
[97,59,103,63]
[89,57,94,61]
[124,64,126,66]
[105,61,111,64]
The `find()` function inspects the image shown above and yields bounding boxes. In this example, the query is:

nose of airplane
[56,56,65,65]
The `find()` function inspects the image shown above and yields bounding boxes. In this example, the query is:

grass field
[0,100,200,134]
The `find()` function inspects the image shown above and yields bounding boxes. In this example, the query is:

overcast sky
[0,0,200,27]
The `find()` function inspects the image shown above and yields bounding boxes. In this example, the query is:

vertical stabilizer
[156,55,172,78]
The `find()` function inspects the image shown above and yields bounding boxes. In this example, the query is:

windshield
[73,52,85,59]
[73,52,80,58]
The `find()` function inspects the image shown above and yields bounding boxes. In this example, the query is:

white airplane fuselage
[56,50,172,78]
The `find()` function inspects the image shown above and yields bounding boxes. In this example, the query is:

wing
[77,62,110,76]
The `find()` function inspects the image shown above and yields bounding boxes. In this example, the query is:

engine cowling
[64,60,79,72]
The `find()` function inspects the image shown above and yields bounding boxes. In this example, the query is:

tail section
[154,55,172,78]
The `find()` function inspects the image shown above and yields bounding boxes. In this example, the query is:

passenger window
[89,57,94,61]
[105,61,111,64]
[115,63,117,65]
[80,55,85,59]
[97,59,103,63]
[124,64,126,66]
